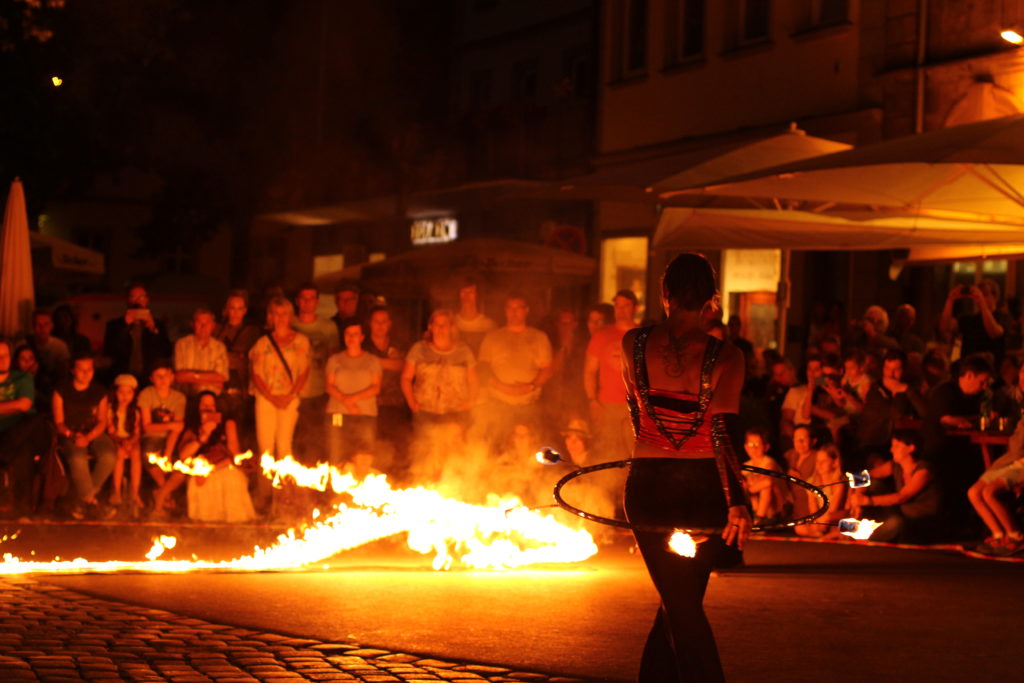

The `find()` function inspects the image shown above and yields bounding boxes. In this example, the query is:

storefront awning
[30,231,105,275]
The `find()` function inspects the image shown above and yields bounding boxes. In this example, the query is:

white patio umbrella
[0,178,34,338]
[531,124,851,204]
[664,113,1024,229]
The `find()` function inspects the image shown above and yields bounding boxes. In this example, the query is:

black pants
[624,458,728,683]
[0,413,50,516]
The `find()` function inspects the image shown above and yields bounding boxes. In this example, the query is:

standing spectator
[174,307,228,398]
[214,291,262,426]
[859,305,899,354]
[477,295,553,447]
[940,280,1009,363]
[27,309,70,388]
[249,297,310,507]
[542,308,588,433]
[107,374,143,513]
[292,283,339,464]
[892,304,925,355]
[726,315,754,358]
[332,283,361,340]
[0,338,48,520]
[923,353,992,524]
[363,305,410,473]
[325,320,381,466]
[138,360,187,503]
[52,304,93,356]
[53,353,116,519]
[585,303,614,341]
[453,277,495,355]
[401,309,477,481]
[103,283,172,382]
[583,290,637,460]
[850,430,941,543]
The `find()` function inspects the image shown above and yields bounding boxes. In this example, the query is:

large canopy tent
[652,115,1024,351]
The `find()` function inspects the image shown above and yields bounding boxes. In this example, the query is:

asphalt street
[26,536,1024,682]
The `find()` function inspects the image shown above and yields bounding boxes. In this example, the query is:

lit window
[601,236,648,320]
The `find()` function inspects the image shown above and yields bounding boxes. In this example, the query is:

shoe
[975,537,1013,556]
[69,503,87,521]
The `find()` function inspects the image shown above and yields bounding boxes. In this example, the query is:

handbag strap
[264,333,294,384]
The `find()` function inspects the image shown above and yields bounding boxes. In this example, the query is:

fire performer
[621,253,751,682]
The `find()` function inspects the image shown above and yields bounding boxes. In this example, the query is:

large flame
[667,530,697,558]
[1,453,598,574]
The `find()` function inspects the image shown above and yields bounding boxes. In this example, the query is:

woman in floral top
[249,296,310,461]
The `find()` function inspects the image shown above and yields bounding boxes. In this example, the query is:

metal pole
[777,249,791,355]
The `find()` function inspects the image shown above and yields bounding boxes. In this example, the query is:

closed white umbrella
[0,178,34,337]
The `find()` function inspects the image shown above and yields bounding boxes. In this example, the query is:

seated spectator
[107,374,143,513]
[138,360,187,499]
[13,344,51,412]
[213,291,262,426]
[794,444,849,538]
[27,309,70,389]
[919,348,950,396]
[53,353,117,520]
[841,349,871,411]
[967,417,1024,556]
[454,277,496,356]
[741,428,790,527]
[153,391,255,522]
[781,355,822,441]
[103,283,172,382]
[52,304,93,357]
[174,307,229,399]
[940,279,1009,366]
[993,355,1022,423]
[785,425,819,520]
[921,352,991,501]
[856,349,927,468]
[850,430,941,543]
[325,320,382,467]
[813,353,858,445]
[0,338,48,520]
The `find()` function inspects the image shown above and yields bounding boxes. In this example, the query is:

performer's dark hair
[958,353,993,377]
[662,253,716,311]
[892,428,922,455]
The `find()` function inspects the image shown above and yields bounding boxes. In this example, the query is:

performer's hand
[723,505,752,550]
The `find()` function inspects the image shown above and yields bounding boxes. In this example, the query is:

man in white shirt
[174,307,228,398]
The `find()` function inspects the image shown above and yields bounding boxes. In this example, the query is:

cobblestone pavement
[0,577,593,683]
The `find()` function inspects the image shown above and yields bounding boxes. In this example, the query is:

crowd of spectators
[738,278,1024,555]
[0,279,636,525]
[1,274,1022,557]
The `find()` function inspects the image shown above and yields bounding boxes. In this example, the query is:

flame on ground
[838,518,884,540]
[1,453,598,574]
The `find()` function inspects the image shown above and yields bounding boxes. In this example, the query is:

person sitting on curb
[849,429,941,544]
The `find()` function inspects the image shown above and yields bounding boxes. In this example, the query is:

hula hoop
[552,458,829,535]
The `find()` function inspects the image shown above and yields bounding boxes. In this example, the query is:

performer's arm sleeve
[711,413,750,508]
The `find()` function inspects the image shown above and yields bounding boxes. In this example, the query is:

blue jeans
[62,434,116,502]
